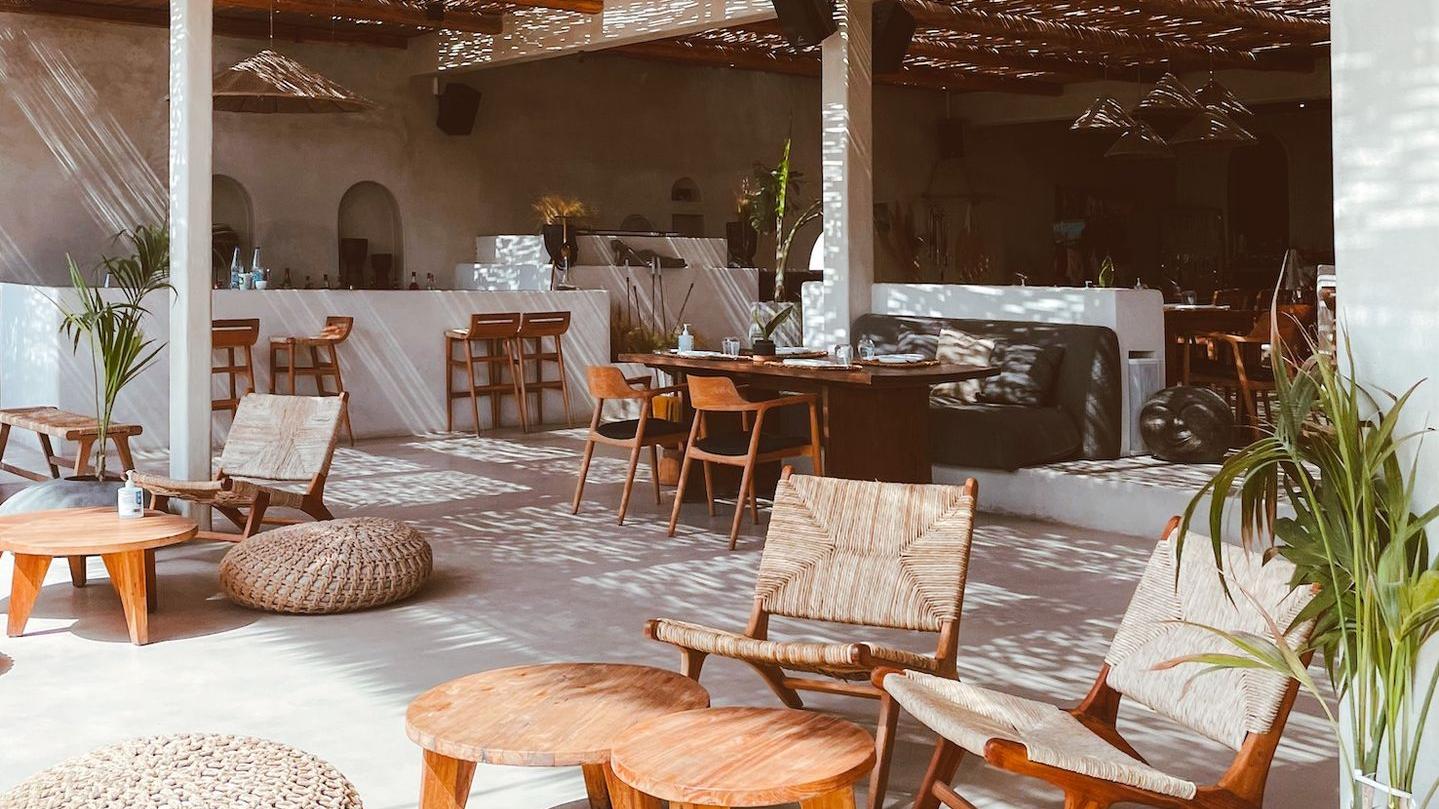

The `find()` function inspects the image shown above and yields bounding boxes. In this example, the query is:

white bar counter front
[0,284,609,450]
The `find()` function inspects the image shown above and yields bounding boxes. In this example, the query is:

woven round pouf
[220,517,432,614]
[0,734,362,809]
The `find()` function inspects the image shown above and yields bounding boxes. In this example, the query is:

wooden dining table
[1163,306,1260,385]
[620,352,997,484]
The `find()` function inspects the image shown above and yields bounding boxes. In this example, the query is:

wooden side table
[0,507,198,645]
[405,663,709,809]
[608,707,875,809]
[0,407,141,481]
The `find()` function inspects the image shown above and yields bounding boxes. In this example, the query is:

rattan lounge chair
[646,468,978,809]
[134,393,347,541]
[873,516,1319,809]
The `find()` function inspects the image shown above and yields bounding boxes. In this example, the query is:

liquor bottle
[321,273,331,290]
[425,273,436,290]
[304,275,314,290]
[250,247,262,276]
[281,268,294,289]
[230,248,243,290]
[408,272,420,290]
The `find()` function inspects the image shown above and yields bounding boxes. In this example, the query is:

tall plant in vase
[745,138,821,302]
[53,225,172,481]
[1171,325,1439,809]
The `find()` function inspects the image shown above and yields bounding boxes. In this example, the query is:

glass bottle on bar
[229,248,243,290]
[281,268,294,289]
[425,273,436,290]
[304,274,314,290]
[322,273,331,290]
[408,272,420,290]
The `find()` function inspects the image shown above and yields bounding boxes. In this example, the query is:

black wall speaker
[872,0,915,74]
[772,0,837,48]
[436,84,481,136]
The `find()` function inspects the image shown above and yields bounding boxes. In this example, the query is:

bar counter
[0,284,610,450]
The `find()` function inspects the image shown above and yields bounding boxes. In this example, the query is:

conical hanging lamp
[1106,120,1173,160]
[1195,75,1254,121]
[1170,104,1257,146]
[1135,72,1204,119]
[1070,95,1135,134]
[212,50,374,113]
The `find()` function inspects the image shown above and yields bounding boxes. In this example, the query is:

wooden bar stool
[269,316,355,445]
[445,313,525,434]
[572,366,687,524]
[514,311,574,431]
[667,375,822,549]
[607,707,875,809]
[212,318,260,418]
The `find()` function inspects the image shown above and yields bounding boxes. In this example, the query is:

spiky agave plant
[54,225,172,481]
[1176,319,1439,807]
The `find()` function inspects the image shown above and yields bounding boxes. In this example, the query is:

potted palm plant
[1173,328,1439,809]
[745,137,821,306]
[55,224,172,483]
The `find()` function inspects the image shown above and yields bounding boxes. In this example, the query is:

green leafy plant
[53,224,172,481]
[1177,325,1439,807]
[751,303,796,341]
[743,138,822,301]
[1097,254,1115,288]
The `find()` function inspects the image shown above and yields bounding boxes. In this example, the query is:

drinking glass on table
[833,344,853,367]
[722,337,741,358]
[857,336,876,361]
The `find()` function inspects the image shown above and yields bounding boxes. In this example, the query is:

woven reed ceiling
[2,0,1328,93]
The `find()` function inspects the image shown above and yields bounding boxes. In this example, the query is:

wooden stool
[515,311,574,431]
[270,316,355,445]
[608,707,875,809]
[212,318,260,418]
[0,407,141,481]
[445,313,525,433]
[405,662,709,809]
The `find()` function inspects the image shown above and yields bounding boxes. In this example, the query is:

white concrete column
[169,0,213,493]
[809,0,874,349]
[1331,0,1438,801]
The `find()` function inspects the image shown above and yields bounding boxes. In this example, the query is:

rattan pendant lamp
[1195,73,1255,122]
[212,0,373,113]
[1169,105,1257,146]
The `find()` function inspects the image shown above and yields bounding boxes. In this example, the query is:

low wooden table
[0,507,197,645]
[405,662,711,809]
[620,354,997,483]
[0,407,142,481]
[609,707,876,809]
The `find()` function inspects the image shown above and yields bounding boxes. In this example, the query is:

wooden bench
[0,407,141,481]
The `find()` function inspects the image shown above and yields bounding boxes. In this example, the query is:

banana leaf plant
[1174,316,1439,807]
[52,225,172,481]
[744,138,822,302]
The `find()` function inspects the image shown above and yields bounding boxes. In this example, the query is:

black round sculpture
[1140,386,1234,463]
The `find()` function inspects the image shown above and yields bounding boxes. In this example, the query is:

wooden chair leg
[67,555,88,588]
[730,455,758,550]
[702,461,716,517]
[573,437,597,514]
[301,497,334,522]
[649,444,662,505]
[72,437,95,478]
[114,436,136,475]
[617,440,644,525]
[243,491,271,537]
[463,340,481,436]
[747,661,804,708]
[419,749,476,809]
[749,477,760,525]
[330,344,354,445]
[915,739,965,809]
[288,344,297,396]
[37,433,60,478]
[510,339,531,433]
[444,338,455,433]
[868,691,901,809]
[667,452,698,537]
[680,648,707,678]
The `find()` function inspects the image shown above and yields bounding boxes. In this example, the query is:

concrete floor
[0,428,1338,807]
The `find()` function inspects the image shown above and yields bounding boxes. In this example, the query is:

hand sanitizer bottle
[118,471,144,519]
[677,323,695,353]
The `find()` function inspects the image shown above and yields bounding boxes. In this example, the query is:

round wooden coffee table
[0,507,198,645]
[609,707,875,809]
[405,662,710,809]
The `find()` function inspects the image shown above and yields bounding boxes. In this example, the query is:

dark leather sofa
[852,314,1122,470]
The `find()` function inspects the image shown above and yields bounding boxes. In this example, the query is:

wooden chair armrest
[756,393,819,412]
[642,385,686,398]
[131,473,233,496]
[625,375,654,388]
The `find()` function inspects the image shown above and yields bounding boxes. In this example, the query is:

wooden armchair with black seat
[648,468,979,809]
[133,393,346,541]
[870,516,1318,809]
[572,365,687,525]
[1184,305,1313,430]
[665,375,823,549]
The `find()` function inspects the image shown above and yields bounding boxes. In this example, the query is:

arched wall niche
[338,181,404,284]
[212,174,253,270]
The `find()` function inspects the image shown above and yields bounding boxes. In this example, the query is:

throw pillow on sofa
[933,328,996,402]
[978,343,1066,406]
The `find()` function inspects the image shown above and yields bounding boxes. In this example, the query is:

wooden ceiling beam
[503,0,603,14]
[905,39,1165,81]
[902,0,1308,71]
[216,0,503,34]
[0,0,411,46]
[1124,0,1327,40]
[610,40,1063,95]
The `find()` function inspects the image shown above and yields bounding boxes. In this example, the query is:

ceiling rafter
[1122,0,1328,39]
[216,0,503,35]
[1,0,411,46]
[499,0,602,13]
[903,39,1162,81]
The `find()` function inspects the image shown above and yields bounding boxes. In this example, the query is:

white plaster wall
[1332,0,1439,800]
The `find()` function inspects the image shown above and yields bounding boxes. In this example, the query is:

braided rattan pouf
[0,734,363,809]
[219,517,432,614]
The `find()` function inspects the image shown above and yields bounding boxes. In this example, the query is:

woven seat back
[220,394,345,482]
[754,474,977,631]
[1104,530,1318,750]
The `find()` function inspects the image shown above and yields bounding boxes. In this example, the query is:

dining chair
[1184,305,1313,429]
[270,315,356,445]
[211,318,260,419]
[647,468,979,809]
[134,393,347,540]
[445,312,525,433]
[665,375,822,549]
[515,311,574,431]
[871,515,1318,809]
[572,366,687,524]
